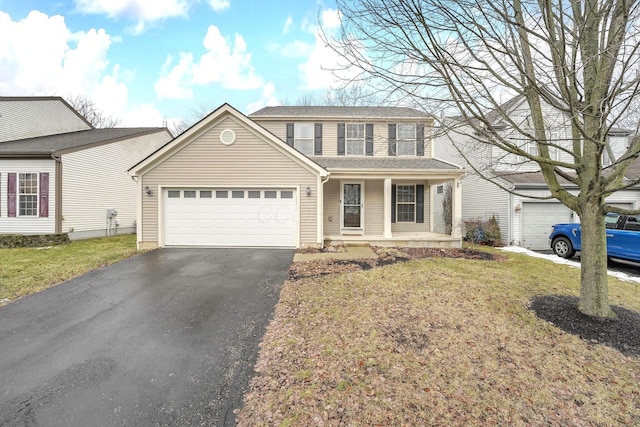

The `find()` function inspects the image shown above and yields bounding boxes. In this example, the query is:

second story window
[294,123,314,155]
[397,124,417,156]
[346,124,365,155]
[388,124,424,156]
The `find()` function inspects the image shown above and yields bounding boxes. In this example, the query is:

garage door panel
[164,188,296,247]
[522,202,572,250]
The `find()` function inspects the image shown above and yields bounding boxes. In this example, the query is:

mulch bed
[288,247,506,280]
[530,295,640,357]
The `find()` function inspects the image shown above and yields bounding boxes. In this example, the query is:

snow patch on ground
[500,246,640,284]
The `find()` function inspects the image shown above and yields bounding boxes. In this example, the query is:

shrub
[464,215,502,246]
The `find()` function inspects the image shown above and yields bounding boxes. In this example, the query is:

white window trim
[396,184,416,223]
[18,172,39,217]
[396,124,417,156]
[345,123,365,156]
[294,123,314,155]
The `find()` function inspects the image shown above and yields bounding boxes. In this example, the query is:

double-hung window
[396,185,416,222]
[346,123,365,155]
[294,123,314,155]
[19,173,38,216]
[397,124,417,156]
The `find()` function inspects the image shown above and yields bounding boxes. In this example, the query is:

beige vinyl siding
[323,179,341,235]
[0,99,91,142]
[141,116,319,246]
[391,180,430,233]
[254,119,433,158]
[61,131,171,237]
[0,159,57,234]
[364,180,384,235]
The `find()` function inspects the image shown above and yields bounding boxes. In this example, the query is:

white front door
[342,182,364,232]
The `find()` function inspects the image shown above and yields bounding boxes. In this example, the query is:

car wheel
[552,237,575,259]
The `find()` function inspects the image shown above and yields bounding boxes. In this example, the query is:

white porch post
[452,177,463,238]
[383,178,392,238]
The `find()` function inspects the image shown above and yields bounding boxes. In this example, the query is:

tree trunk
[577,200,615,318]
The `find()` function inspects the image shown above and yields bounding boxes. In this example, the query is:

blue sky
[0,0,354,128]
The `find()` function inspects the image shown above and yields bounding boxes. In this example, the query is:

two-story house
[433,95,639,249]
[0,96,172,239]
[129,103,465,249]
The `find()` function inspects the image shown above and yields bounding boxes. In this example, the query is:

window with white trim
[294,123,314,155]
[346,123,365,155]
[19,173,38,216]
[397,124,417,156]
[396,185,416,222]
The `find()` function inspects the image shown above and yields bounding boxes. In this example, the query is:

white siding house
[0,97,172,239]
[434,96,639,249]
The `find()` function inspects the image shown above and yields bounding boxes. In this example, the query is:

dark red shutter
[39,173,49,217]
[7,173,16,217]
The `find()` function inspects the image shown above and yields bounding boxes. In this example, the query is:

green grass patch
[237,250,640,426]
[0,234,140,305]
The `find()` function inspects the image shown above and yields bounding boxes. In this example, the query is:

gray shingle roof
[250,106,430,120]
[0,128,167,156]
[315,156,461,171]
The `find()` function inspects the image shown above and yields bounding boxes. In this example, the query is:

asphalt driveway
[0,248,294,426]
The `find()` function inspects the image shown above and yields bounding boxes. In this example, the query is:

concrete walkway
[293,245,378,262]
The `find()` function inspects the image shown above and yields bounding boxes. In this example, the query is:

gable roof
[0,128,169,158]
[250,106,431,120]
[129,103,328,177]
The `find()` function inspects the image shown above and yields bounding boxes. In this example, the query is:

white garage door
[522,202,572,250]
[164,188,296,247]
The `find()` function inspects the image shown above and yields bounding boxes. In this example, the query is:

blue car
[549,213,640,262]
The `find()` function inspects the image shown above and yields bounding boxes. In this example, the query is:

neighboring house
[129,104,464,249]
[433,95,638,249]
[0,96,172,239]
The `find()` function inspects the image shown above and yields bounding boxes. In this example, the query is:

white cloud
[298,9,359,90]
[120,103,168,127]
[74,0,188,33]
[320,8,342,30]
[0,10,120,101]
[208,0,230,12]
[154,53,195,99]
[154,25,265,99]
[247,82,279,113]
[283,16,293,34]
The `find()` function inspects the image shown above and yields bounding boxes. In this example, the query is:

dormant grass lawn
[237,249,640,426]
[0,234,139,305]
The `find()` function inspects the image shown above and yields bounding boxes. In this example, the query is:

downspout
[131,175,142,250]
[51,153,63,234]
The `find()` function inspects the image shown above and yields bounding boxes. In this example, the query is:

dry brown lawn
[236,248,640,426]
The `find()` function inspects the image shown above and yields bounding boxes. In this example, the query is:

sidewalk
[293,245,378,262]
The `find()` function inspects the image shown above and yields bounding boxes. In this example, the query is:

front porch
[324,231,461,248]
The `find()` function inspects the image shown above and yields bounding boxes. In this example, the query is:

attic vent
[220,129,236,146]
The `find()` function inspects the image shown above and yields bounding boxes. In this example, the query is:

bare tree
[168,103,217,137]
[66,95,120,128]
[331,0,640,318]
